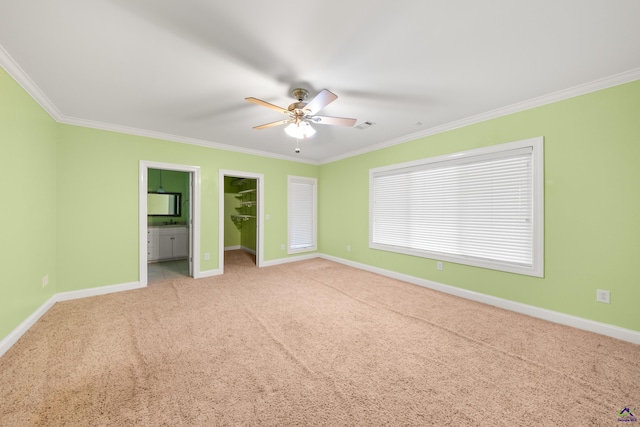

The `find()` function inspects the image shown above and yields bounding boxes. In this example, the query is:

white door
[158,230,174,260]
[173,229,189,258]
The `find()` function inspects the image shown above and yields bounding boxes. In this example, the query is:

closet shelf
[231,215,255,222]
[231,179,257,226]
[231,178,251,187]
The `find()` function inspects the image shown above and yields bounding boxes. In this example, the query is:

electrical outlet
[347,244,351,252]
[437,262,443,271]
[42,274,49,288]
[596,289,610,304]
[204,253,210,260]
[280,244,285,250]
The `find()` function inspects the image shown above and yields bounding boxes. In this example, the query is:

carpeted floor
[1,250,638,426]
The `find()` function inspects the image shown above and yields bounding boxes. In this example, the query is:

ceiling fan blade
[245,97,288,114]
[310,116,357,127]
[303,89,338,114]
[253,119,290,130]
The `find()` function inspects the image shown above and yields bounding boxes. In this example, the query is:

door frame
[219,169,264,273]
[139,160,201,285]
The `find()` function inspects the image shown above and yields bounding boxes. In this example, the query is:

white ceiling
[1,1,640,164]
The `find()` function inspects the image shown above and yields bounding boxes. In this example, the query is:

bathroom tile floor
[148,259,190,284]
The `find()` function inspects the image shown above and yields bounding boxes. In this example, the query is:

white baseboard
[4,253,638,359]
[240,246,256,255]
[262,253,320,267]
[195,269,222,279]
[320,254,640,345]
[0,296,57,358]
[0,281,146,358]
[223,246,256,255]
[56,281,145,302]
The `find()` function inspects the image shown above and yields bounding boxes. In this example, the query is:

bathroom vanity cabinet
[147,226,188,262]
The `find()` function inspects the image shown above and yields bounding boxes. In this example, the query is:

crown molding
[3,39,638,167]
[0,43,320,165]
[320,68,640,164]
[61,116,321,165]
[0,44,64,120]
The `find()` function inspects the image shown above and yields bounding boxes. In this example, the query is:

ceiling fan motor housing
[288,88,310,116]
[291,88,309,102]
[246,87,356,131]
[288,101,307,112]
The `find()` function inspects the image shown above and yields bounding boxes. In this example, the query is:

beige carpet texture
[1,250,639,426]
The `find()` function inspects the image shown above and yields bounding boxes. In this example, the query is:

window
[370,137,544,277]
[288,176,317,254]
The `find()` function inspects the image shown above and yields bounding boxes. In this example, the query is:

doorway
[139,161,201,286]
[147,169,190,283]
[219,169,264,274]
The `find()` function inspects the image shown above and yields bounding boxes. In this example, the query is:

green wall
[319,79,640,332]
[1,65,318,345]
[2,64,639,347]
[224,193,241,248]
[0,68,58,339]
[55,125,317,293]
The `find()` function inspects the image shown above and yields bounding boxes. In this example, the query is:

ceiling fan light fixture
[246,88,356,138]
[285,121,316,139]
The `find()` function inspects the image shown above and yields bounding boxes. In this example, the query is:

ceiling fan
[245,88,357,139]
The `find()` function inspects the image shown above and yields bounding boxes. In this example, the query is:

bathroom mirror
[148,192,181,216]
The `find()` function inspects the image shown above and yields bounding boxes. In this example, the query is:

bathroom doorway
[147,168,190,283]
[139,161,201,286]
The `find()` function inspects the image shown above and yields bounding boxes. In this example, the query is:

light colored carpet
[1,250,638,426]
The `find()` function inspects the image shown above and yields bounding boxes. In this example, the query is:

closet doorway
[219,170,264,274]
[139,161,201,286]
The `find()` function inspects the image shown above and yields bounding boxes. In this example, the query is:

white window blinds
[288,176,317,253]
[370,138,543,277]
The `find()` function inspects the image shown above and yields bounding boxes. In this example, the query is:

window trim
[369,137,544,277]
[288,175,318,254]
